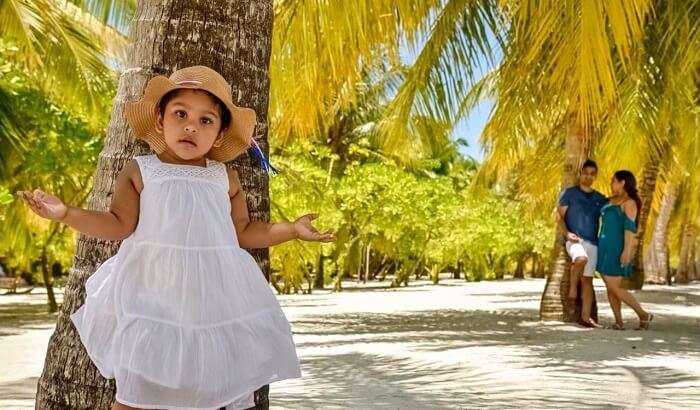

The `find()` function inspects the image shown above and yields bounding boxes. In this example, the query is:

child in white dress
[19,66,333,410]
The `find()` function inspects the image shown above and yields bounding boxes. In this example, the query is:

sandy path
[1,278,699,409]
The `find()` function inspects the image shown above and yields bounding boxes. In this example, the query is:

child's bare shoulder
[119,159,144,193]
[225,166,242,197]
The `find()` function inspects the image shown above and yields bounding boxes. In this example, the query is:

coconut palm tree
[645,183,677,284]
[0,0,126,128]
[270,0,493,165]
[34,0,275,408]
[273,0,695,316]
[473,1,653,320]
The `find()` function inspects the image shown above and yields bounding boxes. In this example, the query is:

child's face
[156,89,226,160]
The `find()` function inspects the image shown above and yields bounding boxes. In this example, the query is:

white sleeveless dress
[70,154,301,409]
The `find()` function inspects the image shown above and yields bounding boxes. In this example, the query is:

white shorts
[566,240,598,277]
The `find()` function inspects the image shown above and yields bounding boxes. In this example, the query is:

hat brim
[124,76,257,162]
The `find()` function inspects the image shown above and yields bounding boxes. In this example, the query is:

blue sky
[453,101,492,162]
[399,41,499,163]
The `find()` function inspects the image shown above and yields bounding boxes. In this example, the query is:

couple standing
[559,160,654,330]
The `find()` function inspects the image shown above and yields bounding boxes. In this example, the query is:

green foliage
[269,142,554,292]
[0,185,14,219]
[0,42,106,280]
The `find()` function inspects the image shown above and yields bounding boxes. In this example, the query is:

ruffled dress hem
[114,368,302,410]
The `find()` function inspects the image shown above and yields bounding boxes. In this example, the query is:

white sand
[1,278,699,409]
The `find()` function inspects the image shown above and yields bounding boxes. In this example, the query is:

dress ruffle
[70,240,301,409]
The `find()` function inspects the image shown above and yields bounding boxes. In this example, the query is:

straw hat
[124,66,257,162]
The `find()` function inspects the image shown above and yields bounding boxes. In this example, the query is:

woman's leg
[603,277,624,326]
[610,291,623,325]
[603,276,649,320]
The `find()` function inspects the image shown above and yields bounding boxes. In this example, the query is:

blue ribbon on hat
[249,139,278,174]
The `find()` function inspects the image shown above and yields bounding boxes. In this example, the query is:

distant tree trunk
[530,253,538,277]
[313,254,325,289]
[364,243,371,284]
[40,249,58,313]
[430,264,439,284]
[453,260,462,279]
[514,254,525,279]
[35,1,274,409]
[540,119,595,322]
[677,218,697,284]
[690,241,697,281]
[645,184,676,284]
[356,244,364,284]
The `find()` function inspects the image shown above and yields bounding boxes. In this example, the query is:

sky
[399,27,500,164]
[453,100,492,162]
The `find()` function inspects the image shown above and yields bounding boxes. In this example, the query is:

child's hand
[293,214,334,242]
[17,190,68,221]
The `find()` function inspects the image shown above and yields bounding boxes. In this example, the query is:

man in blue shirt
[558,160,608,327]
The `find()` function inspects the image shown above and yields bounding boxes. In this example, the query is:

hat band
[175,80,203,86]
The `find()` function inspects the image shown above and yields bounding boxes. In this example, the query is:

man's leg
[566,241,588,301]
[568,257,587,300]
[580,242,599,325]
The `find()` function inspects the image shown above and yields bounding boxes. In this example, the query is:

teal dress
[596,203,637,276]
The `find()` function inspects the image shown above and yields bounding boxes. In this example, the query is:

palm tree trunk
[677,217,697,284]
[35,1,274,408]
[626,159,660,289]
[540,119,595,322]
[645,184,676,284]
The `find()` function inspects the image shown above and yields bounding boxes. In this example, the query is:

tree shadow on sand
[280,286,700,409]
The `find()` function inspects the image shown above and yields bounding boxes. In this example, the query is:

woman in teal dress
[597,170,653,330]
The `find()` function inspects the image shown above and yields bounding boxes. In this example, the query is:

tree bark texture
[35,1,275,408]
[677,219,697,284]
[644,184,676,284]
[540,120,597,322]
[626,158,661,289]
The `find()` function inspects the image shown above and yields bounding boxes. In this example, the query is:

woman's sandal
[636,313,654,330]
[580,318,602,328]
[610,322,625,330]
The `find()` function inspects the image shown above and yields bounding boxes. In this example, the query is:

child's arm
[18,160,142,241]
[227,168,333,249]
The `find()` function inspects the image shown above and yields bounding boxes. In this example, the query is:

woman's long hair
[613,170,642,225]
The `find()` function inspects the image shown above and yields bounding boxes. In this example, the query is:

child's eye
[174,110,186,119]
[201,117,213,125]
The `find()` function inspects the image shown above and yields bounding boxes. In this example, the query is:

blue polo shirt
[558,186,608,245]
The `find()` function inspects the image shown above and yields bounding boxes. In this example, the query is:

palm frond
[66,0,135,32]
[0,0,123,123]
[379,0,499,157]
